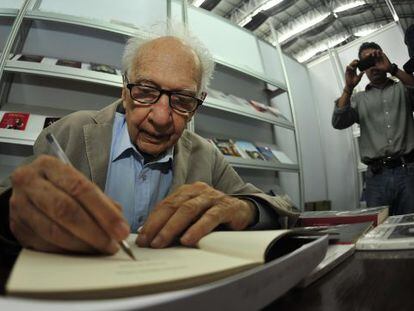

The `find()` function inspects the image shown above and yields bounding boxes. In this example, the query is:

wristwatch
[389,63,399,76]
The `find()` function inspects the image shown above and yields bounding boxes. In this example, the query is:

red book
[0,112,30,131]
[298,206,389,227]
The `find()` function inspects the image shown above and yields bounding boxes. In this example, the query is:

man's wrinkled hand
[136,182,257,248]
[9,155,130,254]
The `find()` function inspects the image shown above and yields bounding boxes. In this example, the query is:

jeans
[365,163,414,215]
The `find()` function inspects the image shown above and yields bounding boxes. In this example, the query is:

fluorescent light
[296,35,350,63]
[238,0,284,26]
[354,28,378,37]
[333,1,365,13]
[192,0,206,7]
[278,13,330,43]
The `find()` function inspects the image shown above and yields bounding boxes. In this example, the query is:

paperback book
[0,112,30,131]
[255,143,279,162]
[356,222,414,250]
[90,63,118,75]
[382,213,414,225]
[56,59,82,69]
[18,54,43,63]
[43,117,61,129]
[212,138,242,157]
[234,140,265,160]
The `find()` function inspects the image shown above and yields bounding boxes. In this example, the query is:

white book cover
[382,213,414,225]
[356,223,414,250]
[270,149,295,164]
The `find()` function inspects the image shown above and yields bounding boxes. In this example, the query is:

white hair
[122,22,215,94]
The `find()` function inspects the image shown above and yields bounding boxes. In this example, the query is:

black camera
[357,55,377,71]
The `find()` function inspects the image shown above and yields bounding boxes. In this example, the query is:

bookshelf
[0,0,304,208]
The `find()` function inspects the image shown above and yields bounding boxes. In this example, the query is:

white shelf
[0,8,18,17]
[5,58,123,87]
[204,97,294,130]
[25,10,146,38]
[225,156,299,172]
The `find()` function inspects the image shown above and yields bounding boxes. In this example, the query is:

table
[267,250,414,311]
[2,250,414,310]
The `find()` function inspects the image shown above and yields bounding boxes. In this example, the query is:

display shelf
[0,8,18,17]
[4,57,123,87]
[24,10,146,38]
[225,156,299,172]
[203,97,294,130]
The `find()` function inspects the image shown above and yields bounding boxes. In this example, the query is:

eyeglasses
[124,75,206,114]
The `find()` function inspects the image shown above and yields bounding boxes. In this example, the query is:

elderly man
[0,33,296,257]
[332,42,414,215]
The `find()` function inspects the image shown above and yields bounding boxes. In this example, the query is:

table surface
[2,250,414,310]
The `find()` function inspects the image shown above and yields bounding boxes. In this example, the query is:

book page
[6,235,257,297]
[197,230,290,262]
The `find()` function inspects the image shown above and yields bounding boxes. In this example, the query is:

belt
[367,150,414,170]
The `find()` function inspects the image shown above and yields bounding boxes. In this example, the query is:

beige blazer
[0,100,298,222]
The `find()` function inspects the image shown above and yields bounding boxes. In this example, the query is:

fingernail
[137,233,148,246]
[114,221,130,239]
[151,235,163,248]
[181,233,193,245]
[137,226,143,233]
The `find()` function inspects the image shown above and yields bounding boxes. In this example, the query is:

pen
[45,133,136,261]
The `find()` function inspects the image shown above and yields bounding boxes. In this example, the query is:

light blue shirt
[104,112,173,232]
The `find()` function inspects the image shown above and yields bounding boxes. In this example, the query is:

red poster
[0,112,30,131]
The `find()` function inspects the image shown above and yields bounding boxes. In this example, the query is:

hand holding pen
[8,132,134,259]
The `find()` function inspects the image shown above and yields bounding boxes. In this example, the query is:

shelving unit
[0,0,304,208]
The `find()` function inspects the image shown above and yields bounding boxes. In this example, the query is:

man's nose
[149,93,172,127]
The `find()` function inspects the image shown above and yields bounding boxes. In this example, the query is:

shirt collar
[113,113,173,164]
[366,78,396,91]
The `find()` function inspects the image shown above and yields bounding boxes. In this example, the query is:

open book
[6,230,325,299]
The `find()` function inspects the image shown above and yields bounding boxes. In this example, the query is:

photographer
[332,42,414,215]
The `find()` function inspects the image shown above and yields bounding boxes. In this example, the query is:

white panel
[38,0,167,30]
[307,58,358,211]
[170,0,183,22]
[0,19,12,50]
[337,23,409,91]
[278,172,300,208]
[187,6,264,76]
[284,55,328,202]
[258,39,285,85]
[0,0,24,9]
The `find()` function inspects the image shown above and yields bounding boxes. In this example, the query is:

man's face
[360,48,386,84]
[122,37,201,157]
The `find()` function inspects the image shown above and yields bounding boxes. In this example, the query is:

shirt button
[141,175,147,181]
[388,139,392,144]
[385,111,389,115]
[387,125,391,128]
[383,100,386,103]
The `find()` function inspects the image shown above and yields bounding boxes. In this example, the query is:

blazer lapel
[169,131,192,194]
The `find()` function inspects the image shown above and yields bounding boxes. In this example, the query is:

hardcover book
[90,63,117,75]
[212,138,242,157]
[356,222,414,250]
[18,54,43,63]
[56,59,82,68]
[298,206,389,227]
[0,112,30,131]
[234,140,265,160]
[382,213,414,225]
[6,231,327,299]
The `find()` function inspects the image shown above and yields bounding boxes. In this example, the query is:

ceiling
[191,0,414,63]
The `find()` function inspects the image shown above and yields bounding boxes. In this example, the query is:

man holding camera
[332,42,414,215]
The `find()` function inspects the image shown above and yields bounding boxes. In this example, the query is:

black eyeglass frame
[123,74,206,114]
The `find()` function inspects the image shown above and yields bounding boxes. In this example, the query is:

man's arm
[332,59,362,129]
[394,68,414,87]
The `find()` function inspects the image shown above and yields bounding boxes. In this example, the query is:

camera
[357,55,377,71]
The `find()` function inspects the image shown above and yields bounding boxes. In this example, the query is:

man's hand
[9,155,130,254]
[136,182,257,248]
[345,59,364,91]
[369,49,392,73]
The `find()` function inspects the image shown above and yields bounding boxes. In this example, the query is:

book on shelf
[270,148,295,164]
[255,143,279,162]
[297,243,355,288]
[248,99,268,113]
[43,117,61,129]
[227,94,251,108]
[356,222,414,250]
[298,206,389,227]
[234,140,265,160]
[206,88,230,102]
[90,63,118,75]
[0,112,30,131]
[6,231,327,299]
[56,58,82,69]
[382,213,414,225]
[212,138,242,157]
[17,54,43,63]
